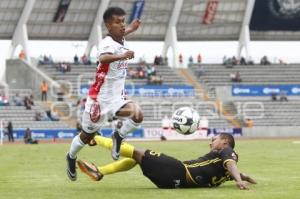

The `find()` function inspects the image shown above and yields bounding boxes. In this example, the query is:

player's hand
[122,51,134,60]
[125,19,141,35]
[244,175,257,184]
[88,139,97,146]
[236,181,249,190]
[241,173,257,184]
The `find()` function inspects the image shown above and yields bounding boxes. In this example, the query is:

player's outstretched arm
[99,51,134,64]
[125,19,141,36]
[226,161,250,190]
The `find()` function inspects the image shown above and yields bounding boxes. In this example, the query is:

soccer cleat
[111,130,124,160]
[77,160,103,181]
[66,153,77,181]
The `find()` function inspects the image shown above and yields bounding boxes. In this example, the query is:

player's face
[210,135,227,150]
[106,15,126,40]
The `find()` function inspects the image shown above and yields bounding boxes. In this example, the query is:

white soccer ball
[171,107,200,135]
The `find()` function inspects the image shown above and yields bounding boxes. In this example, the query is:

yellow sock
[98,158,137,175]
[94,135,135,158]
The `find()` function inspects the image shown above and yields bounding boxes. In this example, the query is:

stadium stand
[188,63,300,128]
[189,64,300,87]
[0,105,70,129]
[234,100,300,127]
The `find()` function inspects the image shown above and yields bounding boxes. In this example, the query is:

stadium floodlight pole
[237,0,256,60]
[162,0,184,69]
[7,0,36,64]
[85,0,110,57]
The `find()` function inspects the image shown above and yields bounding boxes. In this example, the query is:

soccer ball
[171,107,200,135]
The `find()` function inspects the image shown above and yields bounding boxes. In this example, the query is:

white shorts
[81,96,132,134]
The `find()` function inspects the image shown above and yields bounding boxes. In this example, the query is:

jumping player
[77,133,257,189]
[66,7,143,181]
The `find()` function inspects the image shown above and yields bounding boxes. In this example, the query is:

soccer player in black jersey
[77,133,256,189]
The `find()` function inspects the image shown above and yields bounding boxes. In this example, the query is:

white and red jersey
[88,35,129,103]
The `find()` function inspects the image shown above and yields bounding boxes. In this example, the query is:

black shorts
[140,150,187,189]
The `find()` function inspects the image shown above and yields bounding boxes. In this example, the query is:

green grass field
[0,139,300,199]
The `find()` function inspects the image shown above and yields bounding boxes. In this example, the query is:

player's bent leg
[111,130,124,160]
[77,160,103,181]
[98,158,137,176]
[94,135,135,158]
[112,102,143,160]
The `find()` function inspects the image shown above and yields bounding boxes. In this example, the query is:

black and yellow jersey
[182,147,238,188]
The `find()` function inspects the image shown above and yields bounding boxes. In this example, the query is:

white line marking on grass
[292,141,300,144]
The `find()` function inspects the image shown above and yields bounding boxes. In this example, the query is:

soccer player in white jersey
[66,7,143,181]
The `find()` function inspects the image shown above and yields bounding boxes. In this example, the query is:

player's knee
[79,131,96,144]
[132,109,143,123]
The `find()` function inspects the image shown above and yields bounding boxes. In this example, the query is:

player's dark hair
[219,133,235,149]
[103,7,126,23]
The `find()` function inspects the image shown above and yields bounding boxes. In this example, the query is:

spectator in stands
[235,71,241,82]
[279,91,288,102]
[0,93,9,106]
[24,128,38,144]
[74,54,79,64]
[271,92,277,101]
[35,111,42,121]
[260,56,271,65]
[179,53,183,64]
[230,72,242,82]
[232,56,238,65]
[146,65,153,77]
[148,75,163,85]
[23,96,32,110]
[43,55,50,64]
[188,55,194,65]
[223,56,233,68]
[6,121,14,142]
[240,57,247,65]
[48,55,54,65]
[46,110,60,121]
[60,62,71,73]
[13,93,23,106]
[40,80,48,101]
[138,70,145,79]
[41,111,51,121]
[279,58,287,65]
[38,55,44,65]
[222,56,227,65]
[127,67,137,79]
[158,55,163,65]
[245,118,253,128]
[29,94,34,106]
[154,56,159,65]
[197,53,202,64]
